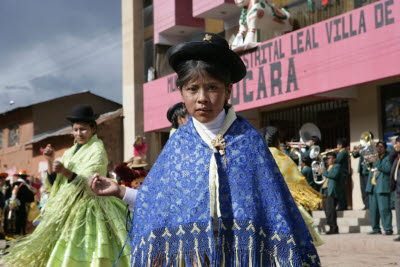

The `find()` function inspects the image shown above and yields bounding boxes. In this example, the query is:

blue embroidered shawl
[128,115,320,266]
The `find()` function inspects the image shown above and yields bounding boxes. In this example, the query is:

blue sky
[0,0,122,113]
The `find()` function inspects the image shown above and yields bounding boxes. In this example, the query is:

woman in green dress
[2,104,130,267]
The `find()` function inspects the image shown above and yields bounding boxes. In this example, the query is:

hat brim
[66,114,100,123]
[167,42,246,84]
[127,162,148,168]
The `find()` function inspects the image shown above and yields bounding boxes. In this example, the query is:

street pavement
[318,232,400,266]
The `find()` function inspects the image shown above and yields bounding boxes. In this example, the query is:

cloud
[0,0,122,113]
[4,85,30,91]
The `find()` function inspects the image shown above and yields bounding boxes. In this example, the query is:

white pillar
[122,0,144,161]
[348,85,380,210]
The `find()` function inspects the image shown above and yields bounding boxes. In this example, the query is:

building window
[8,124,20,147]
[0,129,3,149]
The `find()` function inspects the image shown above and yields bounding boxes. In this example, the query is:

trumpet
[287,142,307,148]
[319,148,339,158]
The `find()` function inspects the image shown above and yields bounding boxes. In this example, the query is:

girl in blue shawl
[90,32,320,266]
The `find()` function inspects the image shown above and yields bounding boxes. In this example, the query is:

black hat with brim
[66,104,99,123]
[166,32,246,84]
[167,102,185,123]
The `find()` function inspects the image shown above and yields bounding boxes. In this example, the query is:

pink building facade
[124,0,400,212]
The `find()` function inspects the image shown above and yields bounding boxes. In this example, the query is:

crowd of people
[279,130,400,241]
[0,170,41,239]
[0,32,398,266]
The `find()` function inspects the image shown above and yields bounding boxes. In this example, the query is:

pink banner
[144,0,400,132]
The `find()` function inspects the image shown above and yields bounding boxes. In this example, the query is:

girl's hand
[43,144,55,162]
[89,173,126,199]
[53,161,65,174]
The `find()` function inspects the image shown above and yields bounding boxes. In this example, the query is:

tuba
[356,131,378,172]
[299,123,325,183]
[299,123,321,146]
[291,122,322,171]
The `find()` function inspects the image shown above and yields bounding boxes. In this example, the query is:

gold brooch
[211,134,227,168]
[203,34,212,42]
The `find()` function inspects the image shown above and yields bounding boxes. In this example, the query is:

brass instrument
[299,123,321,145]
[319,148,339,158]
[287,142,307,148]
[311,160,326,185]
[358,131,378,172]
[291,122,322,171]
[310,148,330,185]
[290,147,302,161]
[309,145,320,159]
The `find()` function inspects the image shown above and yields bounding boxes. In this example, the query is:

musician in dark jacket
[301,135,320,159]
[353,135,373,210]
[4,170,35,236]
[389,136,400,241]
[336,138,349,210]
[320,152,341,234]
[301,156,319,191]
[365,142,393,235]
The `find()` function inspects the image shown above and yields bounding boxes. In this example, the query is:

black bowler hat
[166,32,246,83]
[66,104,99,123]
[167,102,185,123]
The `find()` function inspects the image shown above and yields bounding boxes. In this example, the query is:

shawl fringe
[129,220,320,267]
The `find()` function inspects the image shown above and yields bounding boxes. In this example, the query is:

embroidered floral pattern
[129,116,320,266]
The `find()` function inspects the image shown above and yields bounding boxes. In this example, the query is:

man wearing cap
[301,156,319,192]
[4,170,35,236]
[336,138,349,210]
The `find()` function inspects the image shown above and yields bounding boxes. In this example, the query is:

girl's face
[72,122,95,145]
[181,72,232,123]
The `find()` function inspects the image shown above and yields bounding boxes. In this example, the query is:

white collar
[192,109,226,139]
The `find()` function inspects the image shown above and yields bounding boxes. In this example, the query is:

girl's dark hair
[175,60,232,88]
[259,126,280,148]
[171,106,188,129]
[71,120,98,134]
[175,60,232,109]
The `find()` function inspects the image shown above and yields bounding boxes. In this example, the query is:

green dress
[2,135,130,267]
